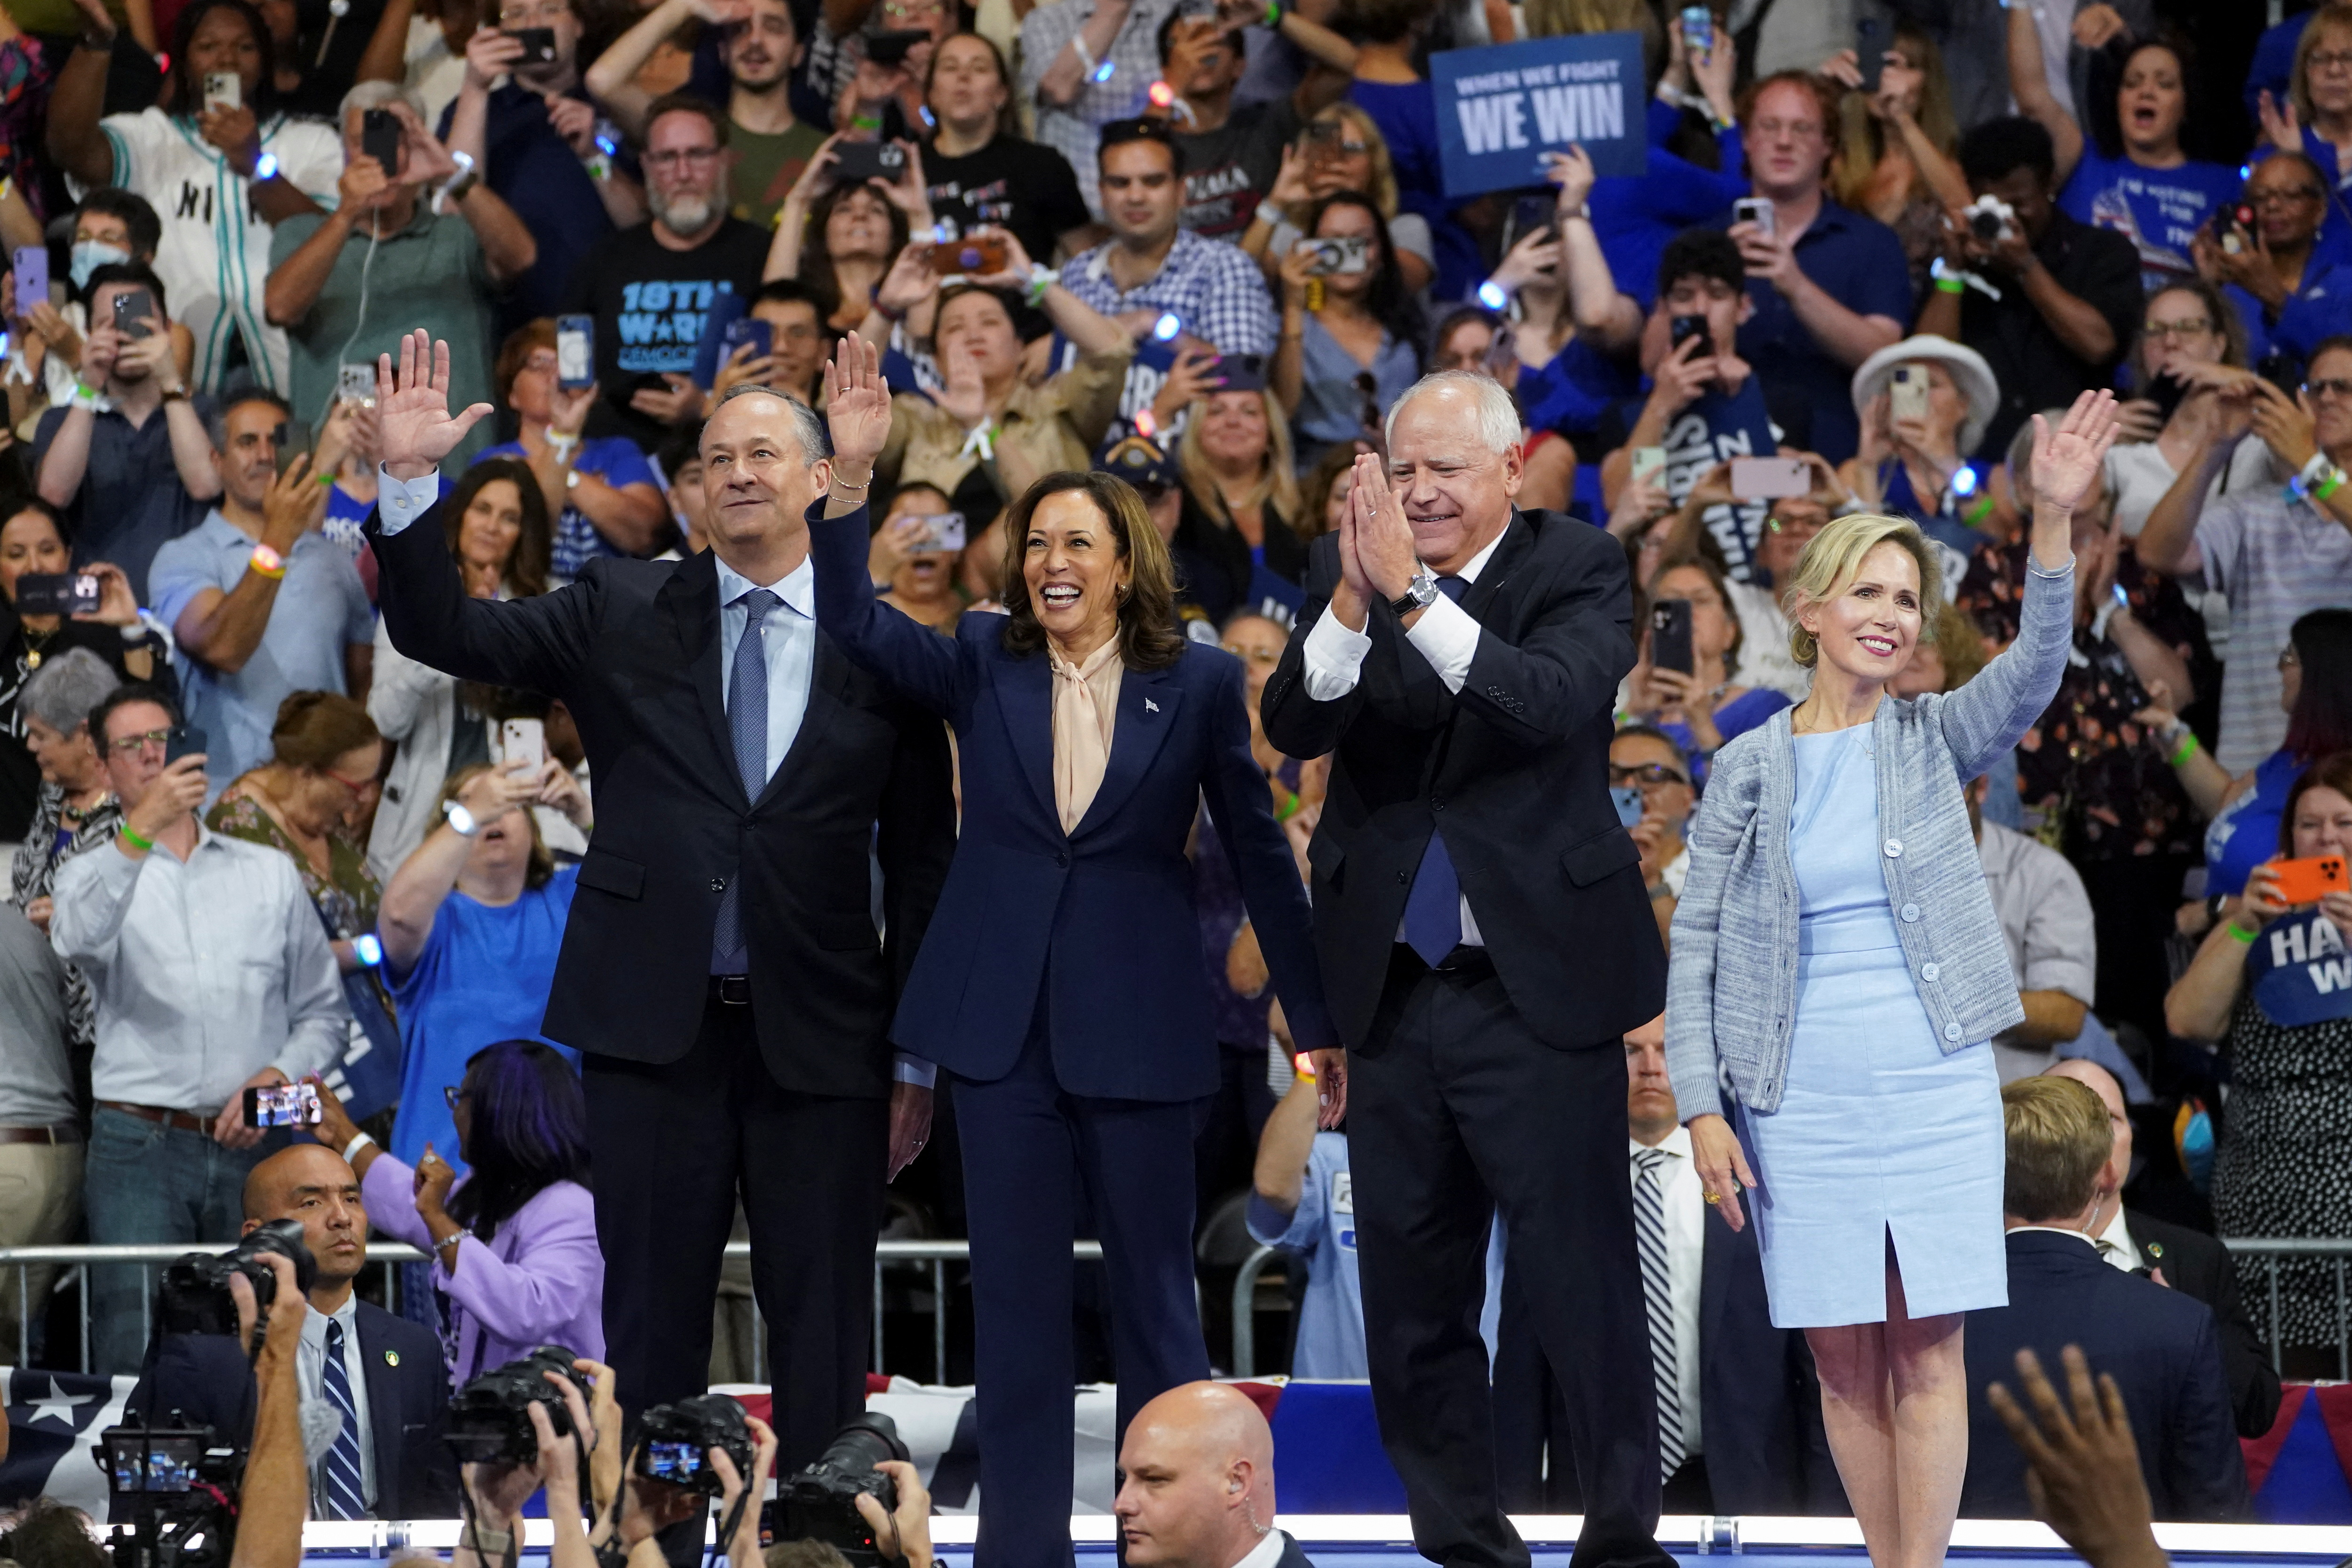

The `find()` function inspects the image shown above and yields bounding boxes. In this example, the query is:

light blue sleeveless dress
[1735,724,2009,1329]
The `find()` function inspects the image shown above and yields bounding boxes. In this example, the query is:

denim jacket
[1664,556,2075,1119]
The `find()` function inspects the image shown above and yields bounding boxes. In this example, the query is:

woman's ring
[1702,1189,1721,1205]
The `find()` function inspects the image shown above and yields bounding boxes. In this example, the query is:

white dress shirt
[381,466,931,1088]
[50,826,346,1110]
[1633,1125,1704,1456]
[1226,1527,1289,1568]
[1297,526,1510,947]
[296,1292,377,1514]
[2093,1206,2143,1272]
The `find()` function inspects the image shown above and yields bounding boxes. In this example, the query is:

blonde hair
[2294,3,2352,124]
[1780,512,1941,668]
[1295,104,1400,222]
[2001,1075,2112,1224]
[1829,25,1960,211]
[1176,389,1303,529]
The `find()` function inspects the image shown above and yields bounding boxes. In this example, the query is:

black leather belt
[709,975,751,1005]
[1398,942,1494,977]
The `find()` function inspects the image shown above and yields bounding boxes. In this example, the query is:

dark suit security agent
[361,330,957,1476]
[808,333,1333,1568]
[127,1145,460,1520]
[1114,1382,1316,1568]
[1260,371,1669,1568]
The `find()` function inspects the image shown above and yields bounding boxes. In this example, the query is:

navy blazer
[1961,1231,2248,1522]
[808,504,1334,1099]
[122,1304,461,1520]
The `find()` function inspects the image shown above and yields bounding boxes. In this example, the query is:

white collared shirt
[1632,1125,1704,1456]
[2009,1224,2099,1250]
[50,825,347,1111]
[1226,1527,1289,1568]
[296,1292,377,1515]
[1298,525,1509,947]
[2093,1206,2143,1272]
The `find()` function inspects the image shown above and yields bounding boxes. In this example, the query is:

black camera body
[94,1418,244,1568]
[779,1413,908,1568]
[635,1393,756,1497]
[445,1345,588,1465]
[156,1220,318,1339]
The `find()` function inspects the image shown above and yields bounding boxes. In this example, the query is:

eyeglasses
[1308,140,1370,156]
[499,1,567,22]
[107,727,171,756]
[321,767,378,796]
[2281,645,2304,671]
[2309,48,2352,73]
[2306,377,2352,399]
[1764,514,1821,535]
[1609,761,1689,788]
[643,147,723,171]
[443,1084,472,1112]
[2141,318,2213,340]
[2249,187,2326,206]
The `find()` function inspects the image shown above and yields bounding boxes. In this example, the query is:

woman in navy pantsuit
[808,334,1336,1568]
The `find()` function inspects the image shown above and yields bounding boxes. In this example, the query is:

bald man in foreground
[1115,1383,1311,1568]
[123,1145,460,1518]
[2040,1060,2278,1437]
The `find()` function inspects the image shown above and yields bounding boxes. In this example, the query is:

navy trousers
[953,1026,1209,1568]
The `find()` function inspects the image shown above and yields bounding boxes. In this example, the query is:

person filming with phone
[49,682,350,1375]
[2165,752,2352,1377]
[266,82,537,468]
[148,392,378,797]
[32,266,223,605]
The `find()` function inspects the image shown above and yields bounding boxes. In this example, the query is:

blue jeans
[84,1109,270,1374]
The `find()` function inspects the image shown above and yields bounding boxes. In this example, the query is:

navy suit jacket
[807,504,1333,1098]
[122,1303,461,1520]
[1700,1199,1845,1514]
[1962,1231,2248,1522]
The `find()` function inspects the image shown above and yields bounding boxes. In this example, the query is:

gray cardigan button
[1943,1021,1962,1042]
[1883,838,1903,858]
[1899,902,1920,922]
[1921,962,1940,981]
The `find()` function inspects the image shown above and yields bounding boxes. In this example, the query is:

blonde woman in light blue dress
[1666,390,2122,1568]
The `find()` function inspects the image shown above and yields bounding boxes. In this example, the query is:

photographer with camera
[127,1145,461,1520]
[102,1245,320,1568]
[53,684,349,1376]
[448,1356,610,1568]
[760,1412,931,1568]
[1915,117,2144,464]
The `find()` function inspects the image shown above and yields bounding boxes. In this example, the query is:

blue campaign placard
[1430,31,1648,199]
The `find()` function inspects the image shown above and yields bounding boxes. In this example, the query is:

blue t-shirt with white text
[2060,147,2238,297]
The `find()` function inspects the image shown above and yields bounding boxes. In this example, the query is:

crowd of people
[0,0,2346,1560]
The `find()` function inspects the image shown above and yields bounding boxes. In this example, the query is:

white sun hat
[1850,334,2001,457]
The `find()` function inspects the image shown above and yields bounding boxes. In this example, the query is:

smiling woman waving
[805,331,1333,1568]
[1666,390,2118,1568]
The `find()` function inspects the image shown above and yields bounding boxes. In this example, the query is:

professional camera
[778,1413,908,1568]
[444,1345,588,1465]
[93,1419,244,1568]
[634,1394,756,1498]
[1962,194,2016,245]
[155,1220,317,1339]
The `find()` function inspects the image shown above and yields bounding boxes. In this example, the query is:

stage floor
[294,1515,2352,1568]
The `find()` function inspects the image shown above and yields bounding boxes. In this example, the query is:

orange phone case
[2271,854,2349,904]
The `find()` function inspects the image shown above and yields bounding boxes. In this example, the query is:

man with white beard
[559,93,775,456]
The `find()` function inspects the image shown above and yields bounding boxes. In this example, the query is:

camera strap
[707,1491,753,1568]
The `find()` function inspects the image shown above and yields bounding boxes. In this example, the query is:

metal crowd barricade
[2220,1237,2352,1375]
[0,1239,1112,1385]
[16,1237,2336,1383]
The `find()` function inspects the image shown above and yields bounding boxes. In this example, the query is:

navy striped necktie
[320,1317,367,1520]
[1399,575,1468,967]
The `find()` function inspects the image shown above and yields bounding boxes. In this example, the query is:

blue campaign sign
[1430,31,1647,199]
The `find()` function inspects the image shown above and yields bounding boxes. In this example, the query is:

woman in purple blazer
[314,1041,604,1385]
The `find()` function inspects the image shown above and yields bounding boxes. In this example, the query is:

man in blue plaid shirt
[1059,119,1279,415]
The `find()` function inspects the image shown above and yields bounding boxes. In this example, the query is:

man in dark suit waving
[362,331,956,1466]
[124,1146,459,1520]
[1261,371,1669,1568]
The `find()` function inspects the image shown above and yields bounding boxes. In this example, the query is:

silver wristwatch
[1388,567,1440,617]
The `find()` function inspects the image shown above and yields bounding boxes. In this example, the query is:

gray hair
[20,647,120,736]
[1383,369,1523,456]
[338,80,429,125]
[708,383,831,464]
[205,390,292,454]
